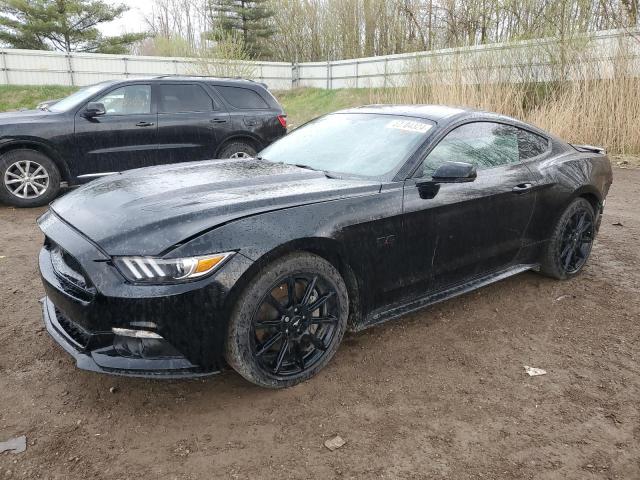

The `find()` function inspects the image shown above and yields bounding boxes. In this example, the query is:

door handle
[512,183,533,193]
[135,121,155,127]
[210,118,228,124]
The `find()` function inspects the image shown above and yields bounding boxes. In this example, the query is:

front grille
[55,307,91,349]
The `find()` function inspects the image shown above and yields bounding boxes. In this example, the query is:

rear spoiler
[571,144,606,154]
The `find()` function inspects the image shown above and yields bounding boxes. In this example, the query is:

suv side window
[417,122,519,177]
[158,84,214,113]
[96,85,151,115]
[518,129,549,159]
[215,86,269,109]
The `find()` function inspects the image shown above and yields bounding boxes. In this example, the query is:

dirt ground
[0,166,638,480]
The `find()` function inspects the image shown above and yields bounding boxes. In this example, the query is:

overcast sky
[97,0,153,37]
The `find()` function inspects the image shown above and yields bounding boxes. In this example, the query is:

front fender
[0,137,71,180]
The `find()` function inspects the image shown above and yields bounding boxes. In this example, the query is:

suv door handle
[512,183,533,193]
[135,121,155,127]
[210,118,228,124]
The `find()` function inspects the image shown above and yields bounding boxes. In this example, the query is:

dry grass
[369,52,640,155]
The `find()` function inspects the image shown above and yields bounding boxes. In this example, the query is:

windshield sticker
[386,119,432,134]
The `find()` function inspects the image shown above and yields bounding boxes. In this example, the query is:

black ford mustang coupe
[38,105,613,388]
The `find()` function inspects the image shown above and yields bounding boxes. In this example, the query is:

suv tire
[218,141,258,159]
[0,149,61,208]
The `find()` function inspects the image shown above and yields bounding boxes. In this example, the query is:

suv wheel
[0,149,61,208]
[218,141,257,159]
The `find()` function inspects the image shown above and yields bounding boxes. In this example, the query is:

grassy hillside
[273,88,372,128]
[0,85,76,112]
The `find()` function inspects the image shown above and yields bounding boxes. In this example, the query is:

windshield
[49,83,110,112]
[259,113,434,178]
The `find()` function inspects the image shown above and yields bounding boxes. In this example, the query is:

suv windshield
[49,83,110,112]
[259,113,434,178]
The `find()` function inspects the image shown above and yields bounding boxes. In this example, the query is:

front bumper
[42,296,213,378]
[37,210,254,379]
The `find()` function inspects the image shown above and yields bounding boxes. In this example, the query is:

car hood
[0,109,53,120]
[50,159,380,256]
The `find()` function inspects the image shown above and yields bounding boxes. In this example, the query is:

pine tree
[0,0,147,53]
[208,0,274,59]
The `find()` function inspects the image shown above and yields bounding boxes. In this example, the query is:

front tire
[540,197,596,279]
[225,252,349,388]
[0,149,61,207]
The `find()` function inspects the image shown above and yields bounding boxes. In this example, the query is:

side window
[215,86,269,109]
[158,84,214,113]
[517,129,549,160]
[96,85,151,115]
[417,122,519,177]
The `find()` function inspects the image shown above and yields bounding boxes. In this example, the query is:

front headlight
[113,252,234,283]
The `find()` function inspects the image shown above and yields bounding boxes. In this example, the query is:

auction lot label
[386,119,433,134]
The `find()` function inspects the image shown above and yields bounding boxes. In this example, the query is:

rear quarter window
[215,86,269,109]
[517,129,549,159]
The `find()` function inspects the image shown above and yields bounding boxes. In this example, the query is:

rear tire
[225,252,348,388]
[0,149,61,208]
[540,197,596,280]
[218,140,258,159]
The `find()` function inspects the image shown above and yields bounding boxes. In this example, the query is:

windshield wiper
[295,164,340,179]
[257,158,339,179]
[293,163,317,171]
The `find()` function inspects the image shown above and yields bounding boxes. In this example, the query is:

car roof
[335,104,469,121]
[333,104,549,133]
[338,103,527,123]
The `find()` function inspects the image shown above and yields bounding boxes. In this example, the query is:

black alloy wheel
[251,274,339,376]
[557,208,595,275]
[541,197,596,279]
[225,253,348,388]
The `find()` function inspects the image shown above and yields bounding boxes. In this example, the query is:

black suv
[0,76,287,207]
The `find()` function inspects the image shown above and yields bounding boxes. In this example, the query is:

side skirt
[355,263,539,332]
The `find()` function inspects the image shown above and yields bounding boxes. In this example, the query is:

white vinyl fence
[296,29,640,88]
[0,29,638,90]
[0,49,294,90]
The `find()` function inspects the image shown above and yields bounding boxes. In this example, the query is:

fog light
[112,327,162,339]
[113,329,182,359]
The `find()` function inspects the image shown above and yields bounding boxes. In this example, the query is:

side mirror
[432,161,477,183]
[84,102,106,117]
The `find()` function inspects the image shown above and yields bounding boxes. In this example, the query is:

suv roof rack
[151,75,268,89]
[152,74,257,82]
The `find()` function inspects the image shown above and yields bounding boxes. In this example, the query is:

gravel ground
[0,166,638,480]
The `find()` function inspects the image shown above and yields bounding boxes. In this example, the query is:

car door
[401,121,538,295]
[74,84,157,176]
[213,85,272,133]
[156,83,229,164]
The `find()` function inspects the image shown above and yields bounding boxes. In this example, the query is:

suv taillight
[277,115,287,128]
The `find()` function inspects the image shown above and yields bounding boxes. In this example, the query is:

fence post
[383,57,388,88]
[355,60,359,88]
[123,57,128,78]
[291,62,297,88]
[174,59,179,74]
[66,53,75,86]
[0,50,8,85]
[326,60,331,89]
